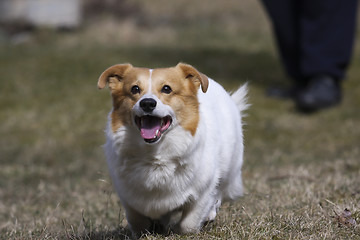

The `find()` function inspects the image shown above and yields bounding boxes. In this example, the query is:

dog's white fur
[99,63,247,236]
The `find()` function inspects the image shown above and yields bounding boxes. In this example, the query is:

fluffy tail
[231,83,249,114]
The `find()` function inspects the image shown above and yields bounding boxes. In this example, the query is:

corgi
[98,63,248,237]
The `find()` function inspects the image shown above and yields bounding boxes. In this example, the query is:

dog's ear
[176,63,209,93]
[98,64,133,90]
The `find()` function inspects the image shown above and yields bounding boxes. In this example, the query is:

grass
[1,0,360,239]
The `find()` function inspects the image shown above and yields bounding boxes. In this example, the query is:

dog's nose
[140,98,157,112]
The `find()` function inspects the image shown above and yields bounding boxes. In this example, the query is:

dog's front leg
[124,204,152,238]
[173,194,215,234]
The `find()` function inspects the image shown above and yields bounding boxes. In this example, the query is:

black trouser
[261,0,358,83]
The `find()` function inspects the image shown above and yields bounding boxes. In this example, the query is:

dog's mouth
[135,115,172,143]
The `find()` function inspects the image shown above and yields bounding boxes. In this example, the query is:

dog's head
[98,63,208,144]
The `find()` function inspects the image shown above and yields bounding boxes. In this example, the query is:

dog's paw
[172,221,201,235]
[205,209,217,222]
[205,199,221,222]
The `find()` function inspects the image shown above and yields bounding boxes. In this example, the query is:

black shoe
[295,75,341,112]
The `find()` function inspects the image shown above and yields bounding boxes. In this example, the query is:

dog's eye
[131,85,141,94]
[161,85,172,94]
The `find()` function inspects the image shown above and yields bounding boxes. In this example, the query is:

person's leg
[299,0,358,80]
[295,0,358,112]
[261,0,302,82]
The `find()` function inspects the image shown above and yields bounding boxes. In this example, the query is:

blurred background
[0,0,359,238]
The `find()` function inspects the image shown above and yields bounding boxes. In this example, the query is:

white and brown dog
[98,63,247,237]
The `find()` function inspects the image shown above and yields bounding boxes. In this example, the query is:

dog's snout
[140,98,157,112]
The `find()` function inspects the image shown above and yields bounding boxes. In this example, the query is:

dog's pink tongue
[140,116,161,140]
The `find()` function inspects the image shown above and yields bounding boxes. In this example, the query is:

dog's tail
[231,83,249,114]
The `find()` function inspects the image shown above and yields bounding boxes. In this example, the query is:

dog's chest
[109,124,196,187]
[117,152,192,190]
[112,154,196,218]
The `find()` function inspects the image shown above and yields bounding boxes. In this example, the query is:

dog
[98,63,248,237]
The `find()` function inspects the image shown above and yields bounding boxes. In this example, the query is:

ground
[0,0,359,239]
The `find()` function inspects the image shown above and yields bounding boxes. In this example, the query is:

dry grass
[1,0,360,239]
